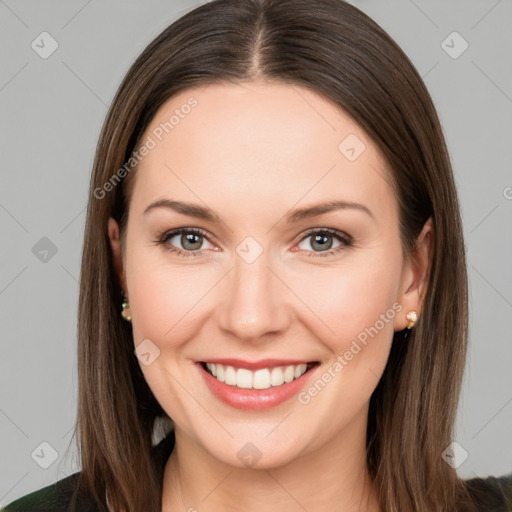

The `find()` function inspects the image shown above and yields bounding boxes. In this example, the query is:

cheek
[288,272,400,423]
[125,249,213,422]
[288,252,403,404]
[127,259,207,346]
[294,256,401,341]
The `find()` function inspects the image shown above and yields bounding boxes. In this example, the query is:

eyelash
[154,227,353,258]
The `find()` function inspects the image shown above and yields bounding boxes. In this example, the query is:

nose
[216,250,291,342]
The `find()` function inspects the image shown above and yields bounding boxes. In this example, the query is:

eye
[155,227,353,258]
[295,228,353,257]
[155,228,216,257]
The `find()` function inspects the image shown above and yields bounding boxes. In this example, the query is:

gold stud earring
[406,310,417,329]
[121,290,132,322]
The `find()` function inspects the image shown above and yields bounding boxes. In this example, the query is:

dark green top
[2,430,511,511]
[1,431,175,512]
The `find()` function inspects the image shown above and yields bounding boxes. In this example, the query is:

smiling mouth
[199,361,320,390]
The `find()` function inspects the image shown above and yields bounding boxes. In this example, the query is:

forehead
[141,80,371,162]
[131,80,396,221]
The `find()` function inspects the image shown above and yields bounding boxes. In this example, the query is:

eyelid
[296,227,353,245]
[161,226,213,243]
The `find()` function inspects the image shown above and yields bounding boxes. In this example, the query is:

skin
[108,80,432,512]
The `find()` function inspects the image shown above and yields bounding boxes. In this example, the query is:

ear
[108,217,127,295]
[395,217,434,331]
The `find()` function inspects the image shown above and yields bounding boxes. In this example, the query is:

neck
[161,408,381,512]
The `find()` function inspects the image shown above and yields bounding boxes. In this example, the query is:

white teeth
[270,367,284,386]
[236,368,253,389]
[224,366,237,385]
[295,364,307,378]
[204,362,311,389]
[253,369,271,390]
[284,365,295,383]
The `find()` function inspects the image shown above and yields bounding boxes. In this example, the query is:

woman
[3,0,511,511]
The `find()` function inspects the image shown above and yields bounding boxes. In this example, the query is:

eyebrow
[285,200,374,222]
[143,199,374,223]
[144,199,219,221]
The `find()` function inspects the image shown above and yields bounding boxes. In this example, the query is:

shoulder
[0,471,101,512]
[463,472,512,511]
[1,429,175,512]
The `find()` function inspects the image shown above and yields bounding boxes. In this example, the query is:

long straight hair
[72,0,474,510]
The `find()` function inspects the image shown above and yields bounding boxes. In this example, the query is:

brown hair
[69,0,476,510]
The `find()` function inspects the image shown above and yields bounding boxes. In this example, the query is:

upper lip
[198,358,318,371]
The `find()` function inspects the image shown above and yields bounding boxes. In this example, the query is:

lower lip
[196,362,319,411]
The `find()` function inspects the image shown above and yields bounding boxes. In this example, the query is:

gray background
[1,0,511,505]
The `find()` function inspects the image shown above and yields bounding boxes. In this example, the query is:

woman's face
[109,80,429,468]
